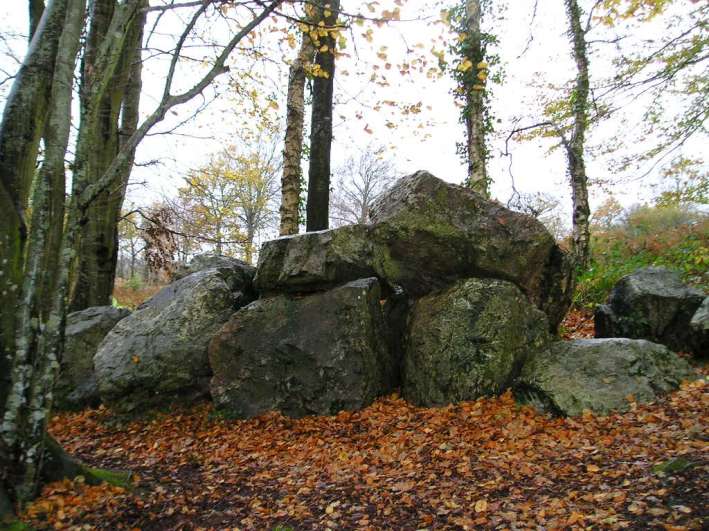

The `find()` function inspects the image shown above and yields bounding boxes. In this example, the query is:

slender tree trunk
[280,28,315,235]
[464,0,489,197]
[564,0,591,271]
[29,0,46,41]
[306,0,340,232]
[70,0,146,311]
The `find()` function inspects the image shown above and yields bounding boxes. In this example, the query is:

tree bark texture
[280,29,315,236]
[564,0,591,271]
[70,0,146,311]
[0,0,67,415]
[464,0,489,197]
[29,0,46,41]
[1,0,281,510]
[1,0,85,504]
[305,0,340,232]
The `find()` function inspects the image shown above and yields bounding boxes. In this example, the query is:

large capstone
[595,267,706,355]
[209,278,398,419]
[254,224,376,294]
[255,171,571,330]
[94,266,255,413]
[55,306,130,410]
[403,278,552,407]
[516,338,695,417]
[172,253,255,282]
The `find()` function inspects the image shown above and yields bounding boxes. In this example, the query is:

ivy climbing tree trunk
[69,0,147,311]
[280,23,315,236]
[306,0,340,232]
[463,0,489,197]
[564,0,591,271]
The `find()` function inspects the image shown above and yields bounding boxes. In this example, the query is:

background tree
[69,0,147,311]
[330,145,396,226]
[306,0,341,231]
[117,210,146,280]
[445,0,498,196]
[280,6,315,236]
[177,140,280,263]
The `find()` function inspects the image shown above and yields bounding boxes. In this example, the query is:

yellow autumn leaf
[474,499,488,513]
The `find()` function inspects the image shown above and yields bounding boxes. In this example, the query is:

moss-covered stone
[255,171,571,330]
[651,457,695,476]
[516,338,696,416]
[95,266,255,414]
[55,306,130,410]
[403,278,552,407]
[595,267,706,356]
[209,278,397,419]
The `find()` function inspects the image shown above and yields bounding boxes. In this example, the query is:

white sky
[1,0,705,239]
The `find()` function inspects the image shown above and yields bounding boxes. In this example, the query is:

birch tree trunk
[280,28,315,236]
[464,0,489,197]
[70,0,146,311]
[564,0,591,271]
[306,0,340,232]
[1,0,86,505]
[0,0,67,419]
[1,0,282,512]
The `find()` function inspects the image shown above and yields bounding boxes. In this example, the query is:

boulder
[255,171,571,330]
[516,338,695,417]
[55,306,130,410]
[94,266,254,413]
[172,253,255,282]
[595,267,706,355]
[690,297,709,357]
[209,278,397,419]
[254,225,376,294]
[403,278,552,407]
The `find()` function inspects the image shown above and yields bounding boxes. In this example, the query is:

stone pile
[61,172,696,418]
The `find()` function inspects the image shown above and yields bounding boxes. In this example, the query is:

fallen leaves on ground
[561,308,596,340]
[22,372,707,530]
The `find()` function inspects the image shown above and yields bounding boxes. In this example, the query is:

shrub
[575,204,708,308]
[125,275,144,291]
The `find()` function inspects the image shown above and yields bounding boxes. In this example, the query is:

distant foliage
[575,203,708,307]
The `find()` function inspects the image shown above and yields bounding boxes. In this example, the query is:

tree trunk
[29,0,46,41]
[1,0,85,505]
[564,0,591,271]
[280,27,315,235]
[70,0,146,311]
[305,0,340,232]
[464,0,489,197]
[0,0,67,416]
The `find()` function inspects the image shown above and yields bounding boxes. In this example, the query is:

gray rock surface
[595,267,706,355]
[254,224,376,294]
[172,253,255,282]
[209,278,397,419]
[55,306,130,410]
[95,267,254,413]
[403,278,552,407]
[255,171,571,330]
[690,297,709,357]
[516,338,695,416]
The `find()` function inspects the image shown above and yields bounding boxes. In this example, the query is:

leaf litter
[21,314,708,530]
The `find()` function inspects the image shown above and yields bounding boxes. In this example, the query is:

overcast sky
[1,0,705,236]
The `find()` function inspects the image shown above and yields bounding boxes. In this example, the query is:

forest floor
[21,310,708,530]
